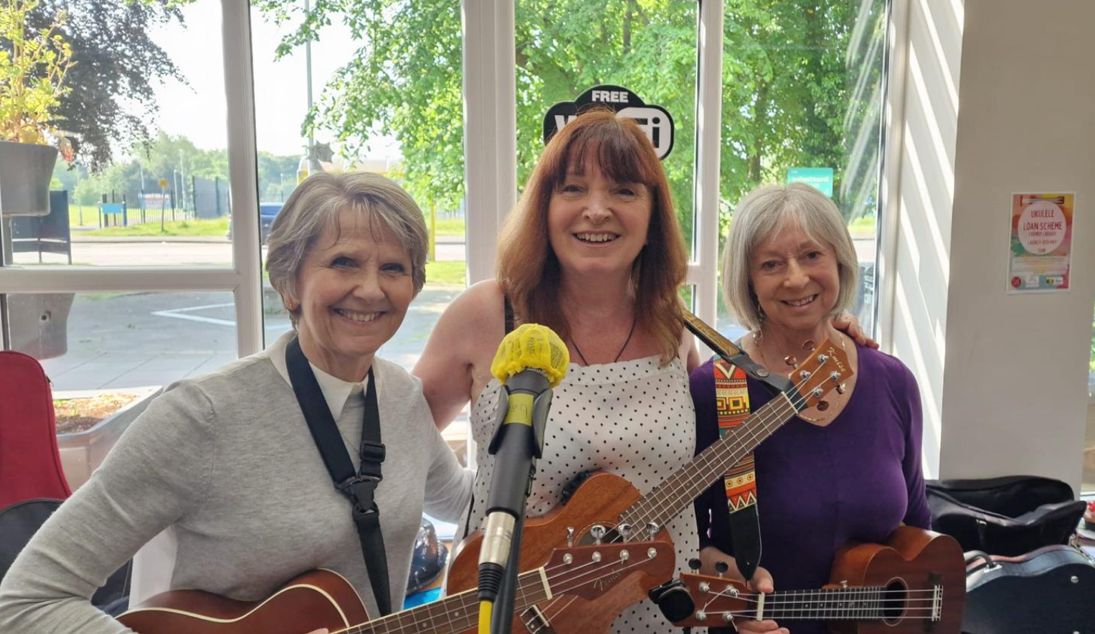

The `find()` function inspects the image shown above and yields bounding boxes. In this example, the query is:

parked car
[258,202,283,243]
[226,202,284,244]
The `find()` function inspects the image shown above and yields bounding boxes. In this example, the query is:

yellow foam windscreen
[489,323,569,387]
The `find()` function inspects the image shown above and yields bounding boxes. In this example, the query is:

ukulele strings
[623,353,839,534]
[704,586,943,620]
[342,551,659,634]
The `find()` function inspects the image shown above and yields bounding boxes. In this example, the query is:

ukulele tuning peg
[783,355,798,367]
[714,561,729,577]
[816,400,830,412]
[590,524,606,545]
[836,383,847,395]
[802,339,816,351]
[566,526,575,547]
[688,558,702,571]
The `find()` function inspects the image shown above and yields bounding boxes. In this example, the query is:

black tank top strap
[503,295,515,334]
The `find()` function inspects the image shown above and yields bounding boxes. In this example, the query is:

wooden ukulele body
[119,569,367,633]
[447,471,672,633]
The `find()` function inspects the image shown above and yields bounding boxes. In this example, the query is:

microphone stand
[483,375,551,634]
[490,501,527,634]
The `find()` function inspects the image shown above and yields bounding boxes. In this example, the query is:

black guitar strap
[285,337,392,616]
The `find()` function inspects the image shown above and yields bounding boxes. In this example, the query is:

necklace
[754,330,849,424]
[571,317,637,366]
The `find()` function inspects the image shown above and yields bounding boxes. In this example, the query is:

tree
[24,0,186,170]
[256,0,869,232]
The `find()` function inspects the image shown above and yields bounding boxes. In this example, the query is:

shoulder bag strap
[285,337,392,616]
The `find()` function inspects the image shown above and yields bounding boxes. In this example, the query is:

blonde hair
[722,183,858,331]
[266,172,428,324]
[496,109,687,364]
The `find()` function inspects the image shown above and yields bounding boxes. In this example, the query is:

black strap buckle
[359,440,386,465]
[337,474,382,511]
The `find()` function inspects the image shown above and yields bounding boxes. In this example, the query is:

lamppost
[178,149,186,216]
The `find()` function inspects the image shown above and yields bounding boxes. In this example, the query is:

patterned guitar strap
[713,358,763,581]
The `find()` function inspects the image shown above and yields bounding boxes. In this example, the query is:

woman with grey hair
[0,172,472,633]
[691,183,929,634]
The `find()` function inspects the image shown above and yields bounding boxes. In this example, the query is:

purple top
[691,345,930,634]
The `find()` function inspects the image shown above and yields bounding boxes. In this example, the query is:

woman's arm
[0,384,213,633]
[898,365,931,528]
[413,281,505,430]
[419,393,474,523]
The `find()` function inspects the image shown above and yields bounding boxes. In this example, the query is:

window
[514,1,698,253]
[715,0,888,341]
[0,0,237,486]
[251,0,469,367]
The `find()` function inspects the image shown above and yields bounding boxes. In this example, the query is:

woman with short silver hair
[0,172,472,633]
[691,183,930,634]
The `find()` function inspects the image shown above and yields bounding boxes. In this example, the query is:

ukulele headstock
[544,541,675,599]
[790,338,853,411]
[672,572,752,627]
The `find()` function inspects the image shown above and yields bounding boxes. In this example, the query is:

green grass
[425,260,466,286]
[83,217,229,237]
[848,215,877,236]
[430,216,465,237]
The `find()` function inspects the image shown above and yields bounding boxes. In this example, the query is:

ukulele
[117,541,674,633]
[672,527,965,633]
[447,336,853,633]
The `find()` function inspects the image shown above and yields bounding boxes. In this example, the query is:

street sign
[787,167,834,197]
[158,178,169,190]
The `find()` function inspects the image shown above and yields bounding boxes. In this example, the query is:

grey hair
[721,182,859,331]
[266,172,429,323]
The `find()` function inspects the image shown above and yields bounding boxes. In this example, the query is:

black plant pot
[0,140,58,217]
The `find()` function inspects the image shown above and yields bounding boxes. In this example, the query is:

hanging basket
[0,141,59,217]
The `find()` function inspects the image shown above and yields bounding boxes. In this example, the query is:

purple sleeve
[897,364,931,529]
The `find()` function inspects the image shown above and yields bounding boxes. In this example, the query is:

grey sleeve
[0,382,215,633]
[419,397,474,524]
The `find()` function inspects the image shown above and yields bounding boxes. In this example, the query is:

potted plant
[0,0,74,219]
[54,386,158,490]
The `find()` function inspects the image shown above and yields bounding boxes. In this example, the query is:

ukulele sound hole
[881,578,908,624]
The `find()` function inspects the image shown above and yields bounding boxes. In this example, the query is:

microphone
[477,323,569,605]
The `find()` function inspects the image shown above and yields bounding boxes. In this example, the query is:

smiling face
[547,161,652,280]
[749,220,841,337]
[290,208,416,381]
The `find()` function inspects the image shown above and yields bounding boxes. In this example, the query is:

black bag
[926,476,1084,556]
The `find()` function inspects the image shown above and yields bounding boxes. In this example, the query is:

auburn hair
[496,109,687,364]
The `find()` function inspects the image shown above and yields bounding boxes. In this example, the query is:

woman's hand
[831,311,879,349]
[736,567,788,634]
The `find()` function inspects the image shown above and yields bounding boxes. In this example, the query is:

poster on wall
[1008,192,1074,293]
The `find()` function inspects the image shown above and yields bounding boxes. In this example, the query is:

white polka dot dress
[460,356,697,633]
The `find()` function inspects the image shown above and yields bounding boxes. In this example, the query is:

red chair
[0,350,71,508]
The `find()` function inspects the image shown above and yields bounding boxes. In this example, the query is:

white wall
[883,0,965,477]
[891,0,1095,490]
